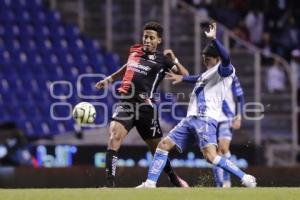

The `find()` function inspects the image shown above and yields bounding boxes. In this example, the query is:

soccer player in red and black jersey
[95,21,189,187]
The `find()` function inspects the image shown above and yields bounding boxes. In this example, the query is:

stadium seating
[0,0,120,137]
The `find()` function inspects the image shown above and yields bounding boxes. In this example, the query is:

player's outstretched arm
[165,71,183,85]
[165,72,200,84]
[95,64,127,89]
[205,23,233,77]
[232,77,244,130]
[232,114,242,130]
[164,49,189,76]
[232,93,244,129]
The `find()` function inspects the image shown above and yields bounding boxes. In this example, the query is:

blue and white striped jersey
[186,63,235,120]
[182,39,236,121]
[219,75,244,122]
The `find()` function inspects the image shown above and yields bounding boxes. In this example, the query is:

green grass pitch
[1,188,299,200]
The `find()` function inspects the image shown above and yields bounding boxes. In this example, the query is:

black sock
[164,158,182,187]
[163,158,174,175]
[105,149,118,187]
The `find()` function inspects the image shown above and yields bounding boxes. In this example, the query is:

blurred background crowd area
[183,0,300,61]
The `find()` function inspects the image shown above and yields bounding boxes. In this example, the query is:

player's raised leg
[212,133,232,187]
[202,144,256,187]
[219,138,232,188]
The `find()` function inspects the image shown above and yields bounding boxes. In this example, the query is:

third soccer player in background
[213,75,244,188]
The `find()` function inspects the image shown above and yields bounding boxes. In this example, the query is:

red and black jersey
[118,44,174,100]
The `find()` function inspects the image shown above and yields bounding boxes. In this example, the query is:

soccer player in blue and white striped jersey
[137,23,256,188]
[212,75,245,188]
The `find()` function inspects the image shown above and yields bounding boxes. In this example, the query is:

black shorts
[111,100,163,141]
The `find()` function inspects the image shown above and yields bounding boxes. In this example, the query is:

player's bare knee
[217,148,223,155]
[110,127,124,142]
[203,150,217,164]
[218,146,228,155]
[203,154,213,163]
[157,139,170,151]
[111,132,124,142]
[220,148,229,155]
[108,122,127,148]
[108,132,123,150]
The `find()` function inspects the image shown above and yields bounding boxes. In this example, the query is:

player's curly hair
[143,21,163,38]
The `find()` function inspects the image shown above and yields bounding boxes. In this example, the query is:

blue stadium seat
[0,105,11,122]
[13,10,30,24]
[26,0,42,12]
[6,75,23,92]
[45,66,64,80]
[16,120,35,136]
[0,25,4,36]
[64,120,75,132]
[39,102,51,117]
[42,52,58,66]
[46,10,61,24]
[34,25,50,40]
[10,0,26,8]
[36,38,52,53]
[47,119,61,135]
[31,11,46,25]
[26,53,43,66]
[18,24,35,39]
[68,38,84,50]
[5,39,21,53]
[65,24,80,39]
[0,10,15,23]
[30,63,46,75]
[104,52,119,74]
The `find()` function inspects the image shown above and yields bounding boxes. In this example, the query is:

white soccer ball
[72,102,96,124]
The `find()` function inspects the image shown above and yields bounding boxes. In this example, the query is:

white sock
[146,179,156,185]
[212,155,222,165]
[224,152,231,159]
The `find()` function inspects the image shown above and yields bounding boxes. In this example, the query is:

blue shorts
[217,121,232,141]
[168,116,218,152]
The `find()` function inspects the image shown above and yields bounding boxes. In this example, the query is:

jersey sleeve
[182,75,200,83]
[232,76,244,115]
[128,44,144,59]
[232,76,244,97]
[212,39,234,77]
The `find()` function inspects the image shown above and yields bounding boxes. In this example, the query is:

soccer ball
[72,102,96,124]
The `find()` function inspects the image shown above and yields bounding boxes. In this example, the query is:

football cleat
[136,181,156,188]
[169,173,189,188]
[222,181,231,188]
[241,174,257,188]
